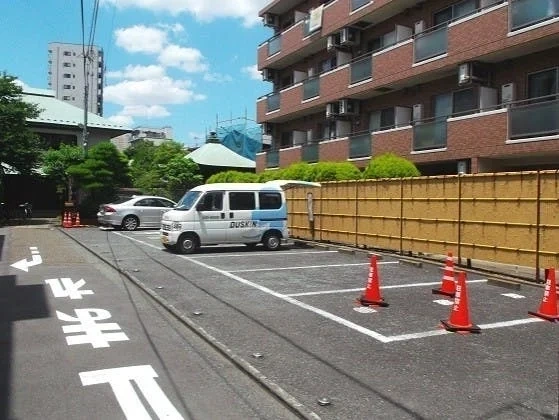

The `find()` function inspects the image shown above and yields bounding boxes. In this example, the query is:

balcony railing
[509,97,559,139]
[302,142,319,162]
[349,133,371,158]
[268,35,281,56]
[351,0,370,12]
[267,93,280,112]
[350,55,372,84]
[413,118,447,151]
[303,76,320,100]
[510,0,559,31]
[266,150,279,168]
[414,25,448,63]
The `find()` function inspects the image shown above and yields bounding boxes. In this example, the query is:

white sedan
[97,195,176,230]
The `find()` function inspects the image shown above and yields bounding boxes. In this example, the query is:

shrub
[363,153,420,179]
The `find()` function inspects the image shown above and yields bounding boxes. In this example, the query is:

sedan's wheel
[177,233,198,254]
[262,232,281,251]
[121,215,139,231]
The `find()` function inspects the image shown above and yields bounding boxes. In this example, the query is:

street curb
[58,227,321,420]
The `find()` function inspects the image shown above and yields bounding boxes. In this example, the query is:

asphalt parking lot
[64,227,559,419]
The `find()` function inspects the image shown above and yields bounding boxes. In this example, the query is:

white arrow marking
[11,248,42,272]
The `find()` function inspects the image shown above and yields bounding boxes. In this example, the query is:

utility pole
[82,52,90,157]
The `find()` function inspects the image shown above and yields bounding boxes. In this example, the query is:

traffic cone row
[61,211,85,228]
[357,250,559,334]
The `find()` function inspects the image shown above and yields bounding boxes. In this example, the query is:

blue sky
[0,0,273,147]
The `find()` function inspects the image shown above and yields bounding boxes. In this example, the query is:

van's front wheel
[262,232,281,251]
[177,233,199,254]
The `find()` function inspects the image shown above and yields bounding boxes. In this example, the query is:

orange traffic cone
[74,212,81,227]
[62,211,71,228]
[529,267,559,322]
[432,252,456,297]
[441,271,480,333]
[358,255,389,307]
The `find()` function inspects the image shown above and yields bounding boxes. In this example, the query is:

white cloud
[241,65,261,81]
[106,64,166,80]
[101,0,269,26]
[107,114,135,126]
[104,77,206,106]
[157,23,184,34]
[158,45,208,73]
[203,72,233,83]
[120,104,171,118]
[115,25,168,54]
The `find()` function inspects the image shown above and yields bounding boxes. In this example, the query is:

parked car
[97,195,177,230]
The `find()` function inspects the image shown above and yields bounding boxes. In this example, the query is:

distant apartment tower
[110,126,174,152]
[48,42,104,116]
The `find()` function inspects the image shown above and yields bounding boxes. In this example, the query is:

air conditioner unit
[458,62,489,86]
[327,33,341,51]
[262,68,277,82]
[306,129,314,142]
[412,103,423,121]
[263,13,279,28]
[339,98,360,115]
[262,134,272,146]
[414,20,425,34]
[326,102,339,118]
[501,83,515,105]
[340,27,360,46]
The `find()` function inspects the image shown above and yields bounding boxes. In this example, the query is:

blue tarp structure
[217,125,262,161]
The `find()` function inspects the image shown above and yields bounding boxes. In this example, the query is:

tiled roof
[22,88,130,131]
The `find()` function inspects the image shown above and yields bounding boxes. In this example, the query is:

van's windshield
[175,190,201,211]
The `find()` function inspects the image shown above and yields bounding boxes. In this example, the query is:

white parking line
[286,279,487,297]
[115,233,538,343]
[385,318,543,342]
[190,250,340,258]
[229,261,399,273]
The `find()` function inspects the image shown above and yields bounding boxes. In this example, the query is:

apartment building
[48,42,104,116]
[256,0,559,175]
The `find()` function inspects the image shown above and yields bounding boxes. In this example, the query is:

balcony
[350,54,372,84]
[266,150,279,168]
[413,118,447,151]
[414,25,448,63]
[302,142,319,163]
[349,133,371,158]
[303,76,320,100]
[267,93,280,112]
[510,0,559,31]
[509,97,559,139]
[268,35,281,56]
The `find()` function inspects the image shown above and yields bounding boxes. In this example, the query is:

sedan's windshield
[175,190,201,210]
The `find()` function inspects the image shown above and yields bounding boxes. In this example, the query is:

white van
[160,180,320,254]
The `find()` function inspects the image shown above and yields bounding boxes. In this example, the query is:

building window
[527,68,558,100]
[63,96,71,100]
[63,62,71,67]
[63,51,72,56]
[369,108,396,131]
[434,0,477,26]
[63,73,71,78]
[453,88,477,115]
[63,84,71,89]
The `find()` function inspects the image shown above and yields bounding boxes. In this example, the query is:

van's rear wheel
[262,232,281,251]
[177,233,198,254]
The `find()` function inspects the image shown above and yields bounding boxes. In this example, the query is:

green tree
[362,153,420,179]
[0,74,42,180]
[126,140,203,199]
[161,156,203,200]
[41,144,84,201]
[68,142,130,216]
